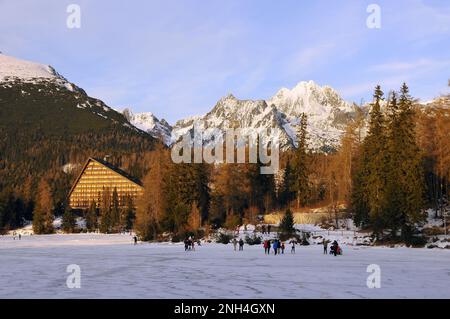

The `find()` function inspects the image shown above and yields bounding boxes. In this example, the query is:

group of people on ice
[323,239,342,256]
[184,236,201,251]
[232,238,245,251]
[262,239,292,255]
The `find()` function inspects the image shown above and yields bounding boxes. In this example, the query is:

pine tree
[111,187,120,232]
[99,187,112,233]
[278,158,296,208]
[396,83,424,240]
[121,195,135,231]
[292,113,310,208]
[352,85,388,236]
[279,208,295,234]
[85,200,98,232]
[61,206,76,233]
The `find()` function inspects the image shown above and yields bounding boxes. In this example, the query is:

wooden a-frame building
[68,157,144,209]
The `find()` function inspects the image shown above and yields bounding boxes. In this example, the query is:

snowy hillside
[0,53,77,92]
[122,109,172,145]
[0,53,59,81]
[0,54,150,135]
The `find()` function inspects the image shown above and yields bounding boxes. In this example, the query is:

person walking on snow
[263,240,269,254]
[323,238,329,254]
[239,238,244,251]
[273,240,278,255]
[281,242,285,254]
[232,238,238,251]
[290,240,296,254]
[133,235,138,245]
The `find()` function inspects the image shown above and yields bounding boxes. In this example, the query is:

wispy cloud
[369,59,450,72]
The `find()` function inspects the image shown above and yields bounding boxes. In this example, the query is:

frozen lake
[0,234,449,298]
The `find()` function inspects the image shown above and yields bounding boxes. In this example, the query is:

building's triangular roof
[68,157,143,199]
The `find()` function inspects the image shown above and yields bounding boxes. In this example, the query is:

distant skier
[239,238,244,251]
[133,236,137,245]
[191,240,195,251]
[323,239,329,254]
[232,238,238,251]
[273,240,278,255]
[281,242,285,254]
[184,238,189,251]
[18,234,21,240]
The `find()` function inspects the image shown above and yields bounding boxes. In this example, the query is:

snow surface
[0,233,449,298]
[0,54,57,81]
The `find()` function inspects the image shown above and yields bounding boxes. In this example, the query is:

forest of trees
[0,83,448,244]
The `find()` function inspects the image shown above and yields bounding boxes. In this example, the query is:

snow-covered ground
[0,233,449,299]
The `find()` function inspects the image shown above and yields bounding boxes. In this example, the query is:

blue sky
[1,0,449,123]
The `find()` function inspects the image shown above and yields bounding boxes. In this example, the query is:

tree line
[1,83,448,243]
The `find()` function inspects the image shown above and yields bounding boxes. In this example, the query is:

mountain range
[2,53,443,154]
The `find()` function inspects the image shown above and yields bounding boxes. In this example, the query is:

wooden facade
[68,157,143,209]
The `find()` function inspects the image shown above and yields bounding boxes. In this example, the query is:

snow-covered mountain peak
[123,108,172,145]
[0,53,60,81]
[0,53,79,92]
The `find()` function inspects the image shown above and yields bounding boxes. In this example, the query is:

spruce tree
[85,200,98,232]
[111,187,120,232]
[99,188,112,233]
[292,113,310,209]
[121,195,135,231]
[279,208,295,234]
[351,85,388,237]
[396,83,424,240]
[278,158,296,208]
[61,206,76,233]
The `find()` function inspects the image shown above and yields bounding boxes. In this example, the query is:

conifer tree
[121,195,135,231]
[278,158,296,208]
[61,206,76,233]
[111,187,120,232]
[85,200,98,232]
[292,113,310,209]
[33,179,54,234]
[279,208,295,234]
[99,187,112,233]
[396,83,424,239]
[136,147,168,240]
[352,85,388,236]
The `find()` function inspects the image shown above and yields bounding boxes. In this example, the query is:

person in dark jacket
[331,240,339,256]
[239,238,244,251]
[273,240,278,255]
[281,242,285,254]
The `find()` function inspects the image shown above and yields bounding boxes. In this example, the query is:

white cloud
[370,59,450,72]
